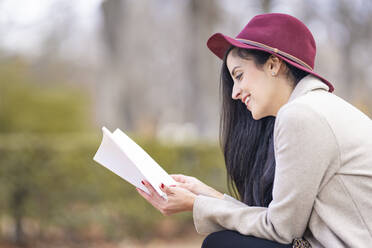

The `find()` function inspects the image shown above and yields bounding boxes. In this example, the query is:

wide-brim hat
[207,13,334,92]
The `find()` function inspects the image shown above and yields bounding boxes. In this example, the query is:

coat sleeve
[222,194,247,207]
[192,103,340,243]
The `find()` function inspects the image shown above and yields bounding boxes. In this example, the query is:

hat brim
[207,33,334,92]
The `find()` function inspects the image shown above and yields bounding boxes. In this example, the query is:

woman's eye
[235,73,243,81]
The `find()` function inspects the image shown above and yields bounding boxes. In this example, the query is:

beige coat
[192,75,372,247]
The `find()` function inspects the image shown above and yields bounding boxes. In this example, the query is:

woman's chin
[251,111,265,120]
[251,112,260,120]
[252,115,261,120]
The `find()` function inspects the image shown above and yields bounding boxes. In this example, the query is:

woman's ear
[267,55,282,76]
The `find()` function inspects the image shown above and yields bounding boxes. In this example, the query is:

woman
[137,13,372,247]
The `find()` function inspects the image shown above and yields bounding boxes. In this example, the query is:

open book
[93,127,177,199]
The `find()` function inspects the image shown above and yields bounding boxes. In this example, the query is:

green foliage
[0,134,226,241]
[0,58,92,133]
[0,57,227,243]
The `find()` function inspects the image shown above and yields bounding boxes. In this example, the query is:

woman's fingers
[142,180,161,198]
[136,185,166,211]
[159,183,173,196]
[136,187,151,201]
[170,174,187,183]
[158,183,195,214]
[140,181,168,206]
[138,182,196,216]
[136,187,159,208]
[175,182,192,191]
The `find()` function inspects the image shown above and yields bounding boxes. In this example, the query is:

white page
[112,129,177,196]
[93,127,176,199]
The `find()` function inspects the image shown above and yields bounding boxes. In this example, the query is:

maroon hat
[207,13,334,92]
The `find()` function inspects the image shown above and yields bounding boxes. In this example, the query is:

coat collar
[288,75,330,103]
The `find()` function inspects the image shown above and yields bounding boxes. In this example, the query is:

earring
[271,72,276,76]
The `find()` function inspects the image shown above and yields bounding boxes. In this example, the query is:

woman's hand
[136,180,196,216]
[170,174,224,199]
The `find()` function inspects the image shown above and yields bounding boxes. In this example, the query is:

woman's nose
[231,84,242,100]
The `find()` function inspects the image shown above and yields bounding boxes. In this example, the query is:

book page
[93,127,176,199]
[112,128,177,196]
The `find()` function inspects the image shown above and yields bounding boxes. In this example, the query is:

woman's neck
[272,77,295,116]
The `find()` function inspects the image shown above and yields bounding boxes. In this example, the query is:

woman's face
[226,50,291,120]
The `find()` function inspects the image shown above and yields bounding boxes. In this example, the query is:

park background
[0,0,371,247]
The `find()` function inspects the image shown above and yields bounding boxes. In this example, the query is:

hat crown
[236,13,316,69]
[205,12,335,92]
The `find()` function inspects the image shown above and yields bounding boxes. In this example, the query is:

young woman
[137,13,372,248]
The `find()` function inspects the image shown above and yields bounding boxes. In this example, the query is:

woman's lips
[243,95,251,107]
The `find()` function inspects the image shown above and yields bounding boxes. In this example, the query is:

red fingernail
[141,180,145,185]
[161,183,164,189]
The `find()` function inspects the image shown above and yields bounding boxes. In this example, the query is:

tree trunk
[10,187,28,246]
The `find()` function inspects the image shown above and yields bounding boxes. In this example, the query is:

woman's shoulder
[278,89,371,128]
[276,92,330,126]
[276,90,372,147]
[274,91,339,141]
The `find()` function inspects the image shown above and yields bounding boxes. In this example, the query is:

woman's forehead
[227,51,253,69]
[226,48,242,61]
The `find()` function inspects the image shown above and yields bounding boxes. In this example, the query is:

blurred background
[0,0,371,247]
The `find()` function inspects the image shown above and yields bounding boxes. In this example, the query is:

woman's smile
[242,94,251,108]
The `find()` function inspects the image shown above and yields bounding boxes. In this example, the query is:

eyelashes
[235,73,243,81]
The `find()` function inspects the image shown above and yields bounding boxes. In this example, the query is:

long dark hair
[220,46,308,207]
